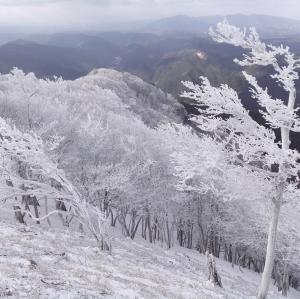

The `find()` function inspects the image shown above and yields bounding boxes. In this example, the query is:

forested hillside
[0,60,299,298]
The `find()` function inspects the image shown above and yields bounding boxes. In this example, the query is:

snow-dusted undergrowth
[0,222,299,299]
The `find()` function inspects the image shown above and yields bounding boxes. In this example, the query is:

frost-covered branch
[210,19,300,91]
[243,72,300,132]
[0,116,111,250]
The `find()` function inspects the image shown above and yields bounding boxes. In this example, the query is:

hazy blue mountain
[139,14,300,37]
[0,38,123,79]
[0,41,90,79]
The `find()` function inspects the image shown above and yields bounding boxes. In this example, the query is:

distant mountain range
[136,14,300,37]
[0,14,299,148]
[1,14,300,91]
[1,14,300,46]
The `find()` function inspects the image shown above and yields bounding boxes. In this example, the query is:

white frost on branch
[243,72,300,132]
[181,77,299,173]
[209,19,300,92]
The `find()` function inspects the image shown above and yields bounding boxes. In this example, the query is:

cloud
[0,0,153,5]
[0,0,196,4]
[0,0,299,32]
[0,0,60,5]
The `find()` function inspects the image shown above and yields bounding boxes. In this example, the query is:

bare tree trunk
[231,246,235,268]
[118,207,130,237]
[33,197,40,224]
[146,213,153,243]
[141,217,146,239]
[130,216,142,240]
[257,199,281,299]
[44,197,52,227]
[165,219,171,249]
[257,85,295,299]
[56,199,67,226]
[110,208,117,227]
[282,263,289,297]
[13,205,26,224]
[153,217,158,242]
[206,250,222,288]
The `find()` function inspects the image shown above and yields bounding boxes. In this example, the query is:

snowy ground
[0,221,299,299]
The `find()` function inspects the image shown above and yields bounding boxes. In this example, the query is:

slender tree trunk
[130,216,142,240]
[257,199,280,299]
[146,213,153,243]
[165,218,171,249]
[206,250,222,287]
[258,87,295,298]
[231,246,235,268]
[33,199,40,224]
[44,196,52,227]
[282,263,289,297]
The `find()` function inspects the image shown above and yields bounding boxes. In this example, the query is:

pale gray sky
[0,0,299,31]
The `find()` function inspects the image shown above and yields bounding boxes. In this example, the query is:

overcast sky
[0,0,299,32]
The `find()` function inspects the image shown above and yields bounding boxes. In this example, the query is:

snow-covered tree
[209,20,300,299]
[0,115,111,250]
[0,117,65,210]
[161,20,300,299]
[0,68,184,249]
[74,108,181,245]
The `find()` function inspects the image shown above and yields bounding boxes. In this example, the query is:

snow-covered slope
[0,221,299,299]
[79,69,186,127]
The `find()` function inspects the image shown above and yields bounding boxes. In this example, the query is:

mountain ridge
[134,14,300,37]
